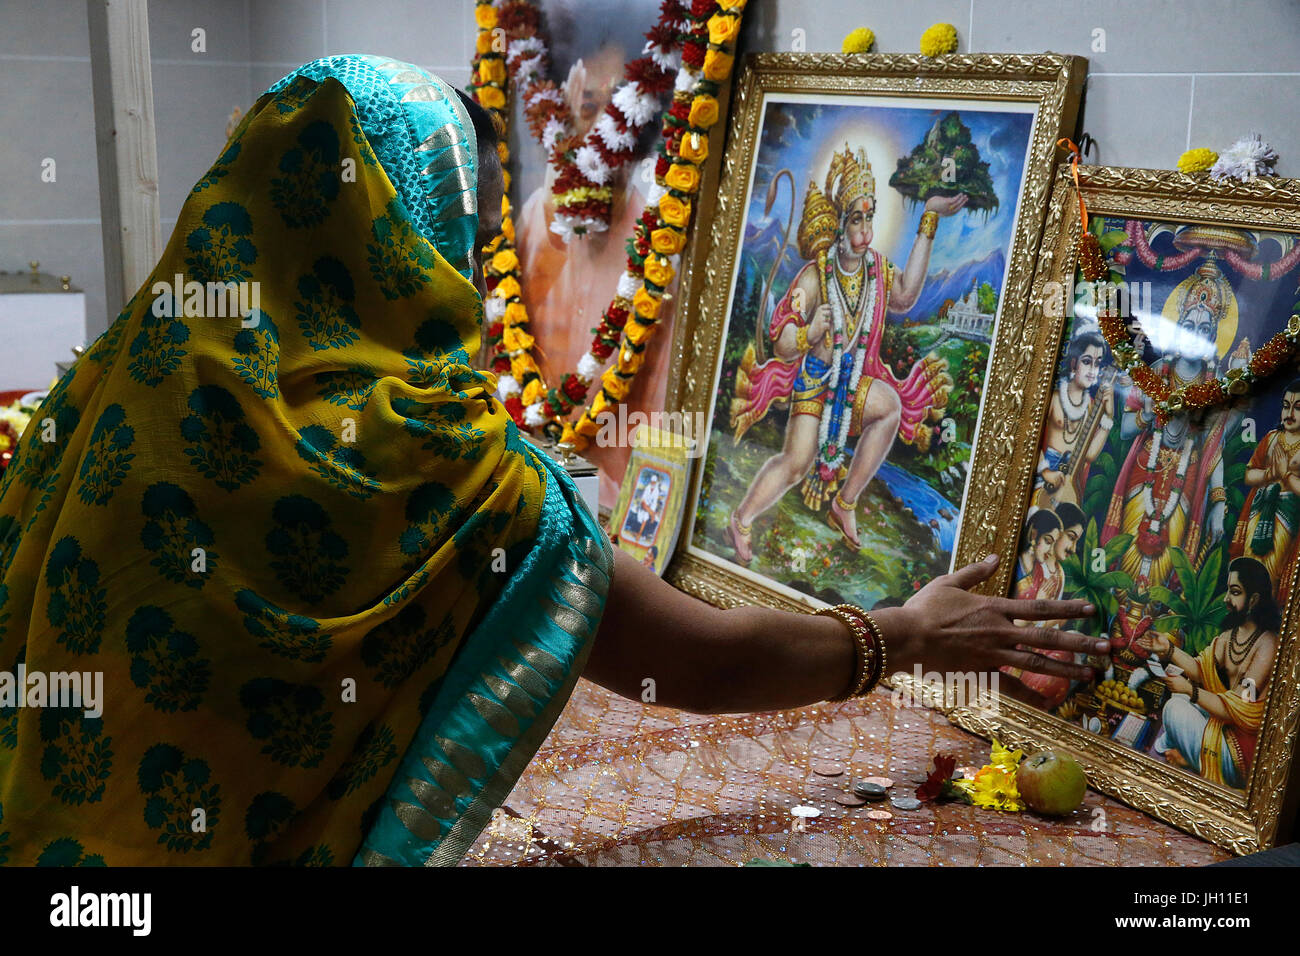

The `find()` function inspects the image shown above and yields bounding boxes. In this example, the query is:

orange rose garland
[560,0,747,450]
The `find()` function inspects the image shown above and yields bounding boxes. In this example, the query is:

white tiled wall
[2,0,1298,343]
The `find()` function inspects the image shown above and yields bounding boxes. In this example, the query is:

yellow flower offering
[665,164,700,196]
[703,48,735,82]
[658,193,691,229]
[989,738,1024,774]
[572,416,599,440]
[688,94,720,130]
[504,301,528,325]
[716,0,747,10]
[600,368,631,400]
[477,85,505,110]
[651,226,686,256]
[510,352,539,380]
[633,286,662,320]
[589,390,611,420]
[475,32,495,55]
[967,766,1024,812]
[616,346,646,375]
[490,248,519,274]
[479,58,506,84]
[503,325,535,352]
[842,27,875,53]
[474,3,498,29]
[643,254,675,288]
[501,215,515,243]
[920,22,959,56]
[708,12,742,45]
[679,132,708,164]
[625,316,656,346]
[521,378,547,406]
[494,275,522,300]
[1178,147,1218,174]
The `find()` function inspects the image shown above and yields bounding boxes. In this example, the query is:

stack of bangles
[815,603,888,701]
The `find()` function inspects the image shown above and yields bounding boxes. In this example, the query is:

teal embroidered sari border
[355,448,612,865]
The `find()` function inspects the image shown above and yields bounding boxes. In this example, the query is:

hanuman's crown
[826,144,875,215]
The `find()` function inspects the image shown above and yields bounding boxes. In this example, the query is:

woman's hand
[880,554,1106,707]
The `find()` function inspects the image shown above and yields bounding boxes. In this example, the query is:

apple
[1016,751,1087,816]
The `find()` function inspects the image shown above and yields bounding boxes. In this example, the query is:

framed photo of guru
[663,53,1085,617]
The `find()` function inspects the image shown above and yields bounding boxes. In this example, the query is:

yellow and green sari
[0,56,611,866]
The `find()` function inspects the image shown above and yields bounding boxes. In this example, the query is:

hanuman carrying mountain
[726,144,962,563]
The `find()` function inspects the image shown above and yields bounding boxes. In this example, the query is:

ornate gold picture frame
[925,165,1300,855]
[664,53,1084,610]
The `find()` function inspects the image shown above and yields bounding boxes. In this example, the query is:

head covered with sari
[0,55,611,866]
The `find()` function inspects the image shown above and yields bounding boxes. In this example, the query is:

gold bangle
[795,325,809,352]
[815,603,884,700]
[917,210,939,240]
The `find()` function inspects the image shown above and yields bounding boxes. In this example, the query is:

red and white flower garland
[473,0,746,439]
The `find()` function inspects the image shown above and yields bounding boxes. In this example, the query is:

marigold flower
[510,352,539,380]
[616,347,646,375]
[716,0,747,10]
[919,22,959,56]
[478,58,506,85]
[474,3,498,29]
[504,301,528,326]
[1177,147,1218,174]
[600,369,631,400]
[679,133,709,164]
[842,27,875,53]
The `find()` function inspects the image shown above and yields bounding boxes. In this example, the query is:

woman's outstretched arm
[583,549,1107,715]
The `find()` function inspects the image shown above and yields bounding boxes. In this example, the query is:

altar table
[462,680,1231,867]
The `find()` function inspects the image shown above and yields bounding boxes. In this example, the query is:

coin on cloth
[866,810,894,821]
[863,776,893,788]
[810,760,845,777]
[852,780,888,801]
[834,792,868,807]
[890,796,923,811]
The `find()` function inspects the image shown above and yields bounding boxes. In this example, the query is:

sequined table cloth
[461,680,1230,867]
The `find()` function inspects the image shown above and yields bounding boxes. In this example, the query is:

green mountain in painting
[888,111,998,212]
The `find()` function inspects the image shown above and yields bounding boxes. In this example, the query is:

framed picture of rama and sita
[660,52,1300,853]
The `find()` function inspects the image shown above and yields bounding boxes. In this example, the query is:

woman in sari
[0,57,1102,866]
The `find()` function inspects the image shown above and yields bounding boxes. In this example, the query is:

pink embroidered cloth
[461,679,1230,867]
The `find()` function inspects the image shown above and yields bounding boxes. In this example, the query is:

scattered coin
[810,760,845,777]
[866,810,893,821]
[863,776,894,788]
[790,805,821,818]
[834,792,867,807]
[890,796,923,811]
[852,781,888,801]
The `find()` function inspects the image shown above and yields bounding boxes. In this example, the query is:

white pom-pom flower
[647,182,668,206]
[484,296,507,320]
[616,270,642,300]
[523,402,550,426]
[541,116,566,153]
[577,352,606,381]
[675,67,698,93]
[496,374,522,398]
[1210,133,1279,182]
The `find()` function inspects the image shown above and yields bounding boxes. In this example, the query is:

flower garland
[478,0,688,242]
[471,0,699,430]
[560,0,747,450]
